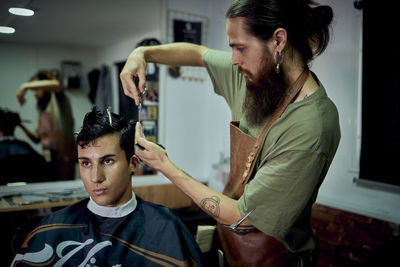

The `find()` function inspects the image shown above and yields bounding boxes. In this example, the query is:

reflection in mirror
[16,69,76,182]
[0,107,54,184]
[0,0,164,183]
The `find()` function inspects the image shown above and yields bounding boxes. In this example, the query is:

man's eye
[103,158,114,165]
[81,161,91,167]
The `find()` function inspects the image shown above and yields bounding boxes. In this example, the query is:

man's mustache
[238,67,252,79]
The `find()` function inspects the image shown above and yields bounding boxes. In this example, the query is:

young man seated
[11,107,204,266]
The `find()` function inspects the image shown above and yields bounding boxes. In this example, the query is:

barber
[120,0,340,266]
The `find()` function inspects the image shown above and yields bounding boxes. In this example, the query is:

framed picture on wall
[60,61,83,89]
[168,10,209,82]
[168,9,208,45]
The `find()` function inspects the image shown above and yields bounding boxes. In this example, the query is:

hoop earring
[274,51,284,74]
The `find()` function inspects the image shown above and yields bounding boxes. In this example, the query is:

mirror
[0,0,164,184]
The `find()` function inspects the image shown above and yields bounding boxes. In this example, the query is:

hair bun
[312,5,333,27]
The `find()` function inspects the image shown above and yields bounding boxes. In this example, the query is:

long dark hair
[226,0,333,64]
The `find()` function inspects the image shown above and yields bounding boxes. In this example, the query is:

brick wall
[311,204,399,267]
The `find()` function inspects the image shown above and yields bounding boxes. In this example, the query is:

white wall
[160,0,232,182]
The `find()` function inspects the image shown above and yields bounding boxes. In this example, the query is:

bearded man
[16,70,75,181]
[120,0,340,266]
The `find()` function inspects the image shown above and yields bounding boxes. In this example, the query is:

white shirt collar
[0,136,16,142]
[87,192,137,218]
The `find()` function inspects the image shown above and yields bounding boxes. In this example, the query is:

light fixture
[0,26,15,34]
[9,7,35,16]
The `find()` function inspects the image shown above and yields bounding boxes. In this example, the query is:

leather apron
[216,69,309,267]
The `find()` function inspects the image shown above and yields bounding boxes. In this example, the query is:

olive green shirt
[204,49,341,252]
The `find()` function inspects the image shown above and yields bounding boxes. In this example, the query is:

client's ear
[129,155,140,176]
[129,155,140,169]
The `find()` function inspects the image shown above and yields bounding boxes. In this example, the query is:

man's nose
[231,52,241,66]
[91,165,105,183]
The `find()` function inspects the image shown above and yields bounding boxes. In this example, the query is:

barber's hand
[16,84,28,106]
[120,47,147,106]
[135,122,167,171]
[134,121,145,145]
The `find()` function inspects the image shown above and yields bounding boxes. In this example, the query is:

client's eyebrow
[100,154,117,160]
[78,154,117,161]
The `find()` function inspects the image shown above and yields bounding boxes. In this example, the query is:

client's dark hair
[0,108,20,136]
[76,106,136,161]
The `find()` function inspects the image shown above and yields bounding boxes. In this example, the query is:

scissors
[138,87,147,122]
[230,208,255,230]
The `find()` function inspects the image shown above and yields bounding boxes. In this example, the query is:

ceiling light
[0,26,15,34]
[9,7,35,16]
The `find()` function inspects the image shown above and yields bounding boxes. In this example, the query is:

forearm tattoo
[200,196,221,218]
[180,168,221,218]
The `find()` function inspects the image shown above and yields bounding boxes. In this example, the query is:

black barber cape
[12,197,204,266]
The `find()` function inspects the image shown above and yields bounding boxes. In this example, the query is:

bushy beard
[241,58,289,126]
[37,91,51,112]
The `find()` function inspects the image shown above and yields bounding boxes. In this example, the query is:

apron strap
[241,68,310,184]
